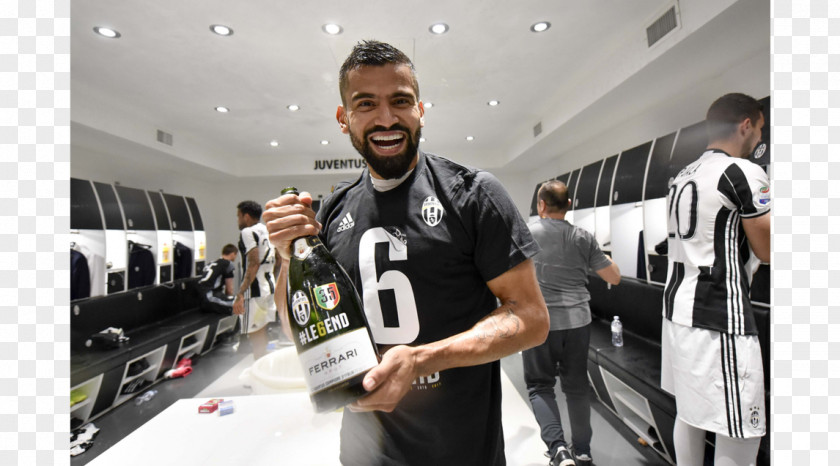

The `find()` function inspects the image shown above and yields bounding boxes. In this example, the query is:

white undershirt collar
[370,169,414,192]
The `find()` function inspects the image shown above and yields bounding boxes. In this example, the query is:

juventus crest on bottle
[282,187,380,413]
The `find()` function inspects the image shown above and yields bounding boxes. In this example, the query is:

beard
[349,123,422,179]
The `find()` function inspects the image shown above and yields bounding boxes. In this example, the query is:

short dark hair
[705,93,763,142]
[338,40,419,106]
[538,180,570,212]
[221,244,237,256]
[237,200,262,220]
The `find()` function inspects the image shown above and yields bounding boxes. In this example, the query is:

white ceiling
[70,0,769,179]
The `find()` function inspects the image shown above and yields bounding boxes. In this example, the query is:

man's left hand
[348,345,419,413]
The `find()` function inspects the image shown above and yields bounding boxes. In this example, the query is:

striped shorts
[661,318,766,438]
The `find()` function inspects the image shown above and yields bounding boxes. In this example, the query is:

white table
[90,372,547,466]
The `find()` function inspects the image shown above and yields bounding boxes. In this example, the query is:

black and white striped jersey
[238,223,276,299]
[663,149,770,335]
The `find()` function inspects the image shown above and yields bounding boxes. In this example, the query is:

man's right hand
[263,191,321,260]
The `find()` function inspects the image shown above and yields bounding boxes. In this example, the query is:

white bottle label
[298,328,378,394]
[292,238,313,260]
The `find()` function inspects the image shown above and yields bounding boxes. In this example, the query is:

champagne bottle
[282,187,380,413]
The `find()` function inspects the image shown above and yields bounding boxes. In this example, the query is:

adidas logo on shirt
[337,213,355,232]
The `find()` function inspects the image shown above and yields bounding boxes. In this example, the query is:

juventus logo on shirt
[421,196,444,227]
[753,142,767,159]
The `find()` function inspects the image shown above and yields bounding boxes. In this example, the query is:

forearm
[238,261,259,296]
[350,259,548,413]
[411,297,547,378]
[272,250,282,278]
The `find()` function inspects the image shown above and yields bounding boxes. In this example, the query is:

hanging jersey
[317,151,539,466]
[71,242,106,298]
[71,249,91,300]
[663,150,771,335]
[128,242,156,288]
[173,242,193,279]
[238,222,276,299]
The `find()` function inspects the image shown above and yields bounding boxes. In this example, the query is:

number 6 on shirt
[358,228,420,344]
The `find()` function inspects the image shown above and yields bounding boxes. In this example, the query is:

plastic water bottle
[611,316,624,347]
[135,389,158,406]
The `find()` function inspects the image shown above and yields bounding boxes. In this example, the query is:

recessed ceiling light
[423,102,433,108]
[322,23,343,35]
[287,104,300,111]
[487,100,500,106]
[215,106,229,113]
[210,24,234,36]
[429,23,449,35]
[93,26,121,39]
[465,136,475,141]
[419,137,426,143]
[320,140,330,145]
[269,140,279,147]
[530,22,551,33]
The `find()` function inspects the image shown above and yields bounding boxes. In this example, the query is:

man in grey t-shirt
[523,180,620,466]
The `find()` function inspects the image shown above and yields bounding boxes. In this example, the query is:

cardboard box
[218,400,234,416]
[198,398,223,414]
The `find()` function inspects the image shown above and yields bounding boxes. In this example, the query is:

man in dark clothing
[263,40,549,466]
[198,244,237,314]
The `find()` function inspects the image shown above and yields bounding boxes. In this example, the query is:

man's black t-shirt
[316,151,539,466]
[198,258,235,296]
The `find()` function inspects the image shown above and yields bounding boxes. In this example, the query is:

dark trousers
[200,291,234,315]
[522,325,592,456]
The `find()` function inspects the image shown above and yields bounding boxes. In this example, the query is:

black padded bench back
[71,278,202,350]
[587,276,664,344]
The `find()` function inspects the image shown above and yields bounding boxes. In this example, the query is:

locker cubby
[214,315,237,339]
[113,345,166,407]
[70,374,103,424]
[173,326,209,366]
[600,367,674,464]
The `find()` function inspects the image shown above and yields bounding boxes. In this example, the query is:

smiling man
[264,40,549,465]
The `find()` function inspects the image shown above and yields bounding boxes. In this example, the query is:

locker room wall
[71,32,768,263]
[525,48,769,190]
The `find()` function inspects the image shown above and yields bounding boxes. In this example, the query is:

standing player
[264,40,549,465]
[234,200,280,361]
[661,93,770,466]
